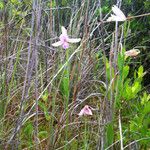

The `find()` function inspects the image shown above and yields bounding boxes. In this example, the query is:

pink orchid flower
[107,5,126,22]
[78,105,93,116]
[125,49,140,57]
[52,26,81,49]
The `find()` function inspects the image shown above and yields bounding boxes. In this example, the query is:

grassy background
[0,0,150,149]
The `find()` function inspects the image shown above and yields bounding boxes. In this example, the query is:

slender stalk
[34,0,41,149]
[114,21,118,73]
[127,13,150,20]
[64,48,70,150]
[119,110,123,150]
[84,117,88,150]
[97,1,109,149]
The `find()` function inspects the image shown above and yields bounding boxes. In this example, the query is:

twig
[127,13,150,20]
[123,137,150,149]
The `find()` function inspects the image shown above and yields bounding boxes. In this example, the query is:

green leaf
[24,123,33,137]
[143,102,150,115]
[118,52,124,71]
[38,131,48,139]
[106,59,114,81]
[134,70,136,79]
[123,79,132,100]
[42,90,49,102]
[69,139,78,150]
[126,85,132,99]
[60,69,70,99]
[52,0,56,7]
[123,65,129,80]
[141,92,150,105]
[44,107,51,121]
[38,101,50,121]
[106,123,114,147]
[11,0,19,4]
[132,81,141,94]
[138,66,144,78]
[0,2,4,9]
[38,101,45,110]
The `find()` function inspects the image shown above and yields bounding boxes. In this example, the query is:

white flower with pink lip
[107,5,126,22]
[78,105,93,116]
[52,26,81,49]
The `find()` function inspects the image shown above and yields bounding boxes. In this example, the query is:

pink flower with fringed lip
[52,26,81,49]
[107,5,126,22]
[78,105,93,116]
[125,49,140,57]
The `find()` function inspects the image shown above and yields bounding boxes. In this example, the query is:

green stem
[64,48,70,150]
[84,117,88,150]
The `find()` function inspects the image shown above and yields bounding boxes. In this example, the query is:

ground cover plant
[0,0,150,149]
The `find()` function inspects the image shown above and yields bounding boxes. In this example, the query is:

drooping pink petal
[62,42,69,49]
[78,105,93,116]
[68,38,81,43]
[52,41,62,47]
[125,49,140,57]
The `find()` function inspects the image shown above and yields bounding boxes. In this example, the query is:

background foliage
[0,0,150,149]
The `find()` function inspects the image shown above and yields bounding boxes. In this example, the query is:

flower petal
[61,26,68,36]
[68,38,81,43]
[59,34,69,42]
[112,5,126,21]
[62,42,69,49]
[107,14,124,22]
[78,109,84,116]
[52,41,62,47]
[78,105,93,116]
[125,49,140,57]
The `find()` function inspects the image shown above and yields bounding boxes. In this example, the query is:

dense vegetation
[0,0,150,149]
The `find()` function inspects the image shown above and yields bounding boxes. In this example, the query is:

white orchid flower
[107,5,126,22]
[52,26,81,49]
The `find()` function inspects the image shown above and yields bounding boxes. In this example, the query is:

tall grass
[0,0,150,149]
